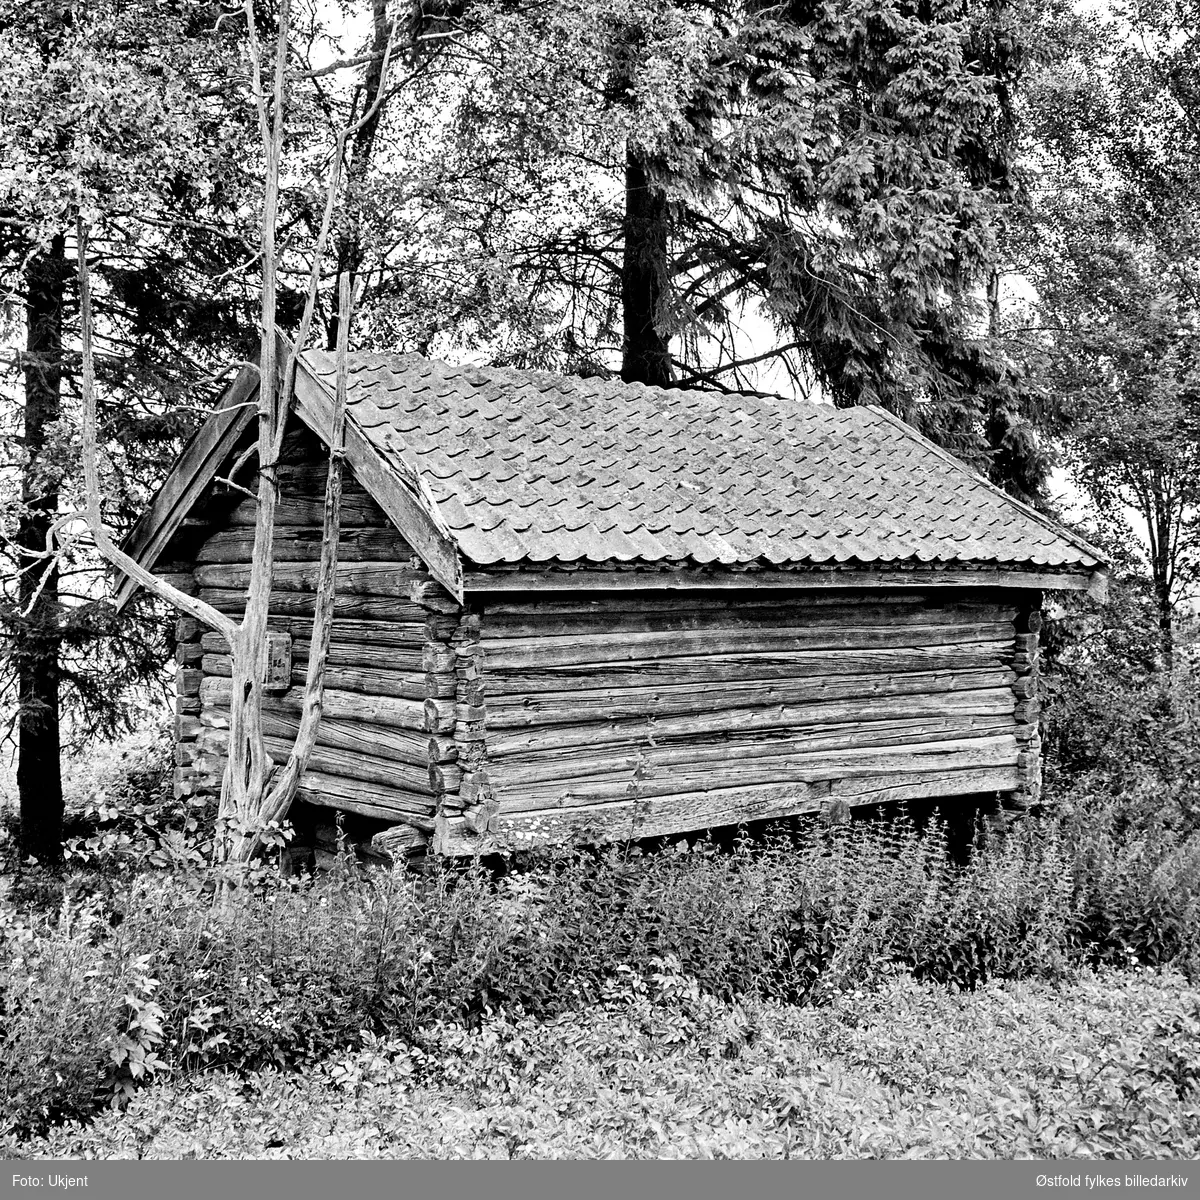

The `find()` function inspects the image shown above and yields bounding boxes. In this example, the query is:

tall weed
[4,785,1200,1138]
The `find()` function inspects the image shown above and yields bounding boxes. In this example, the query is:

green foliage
[357,0,1038,485]
[59,722,215,873]
[0,900,171,1136]
[1043,571,1200,817]
[1011,0,1200,624]
[11,966,1198,1158]
[3,784,1199,1140]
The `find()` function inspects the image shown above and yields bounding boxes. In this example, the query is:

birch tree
[78,1,396,865]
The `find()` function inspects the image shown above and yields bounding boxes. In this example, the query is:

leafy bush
[12,966,1198,1159]
[0,901,169,1135]
[1042,572,1200,819]
[60,722,215,873]
[5,659,1200,1150]
[5,789,1199,1142]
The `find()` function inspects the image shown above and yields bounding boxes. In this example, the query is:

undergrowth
[3,778,1199,1141]
[10,965,1199,1158]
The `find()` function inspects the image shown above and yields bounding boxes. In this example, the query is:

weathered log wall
[160,422,459,832]
[159,419,1045,857]
[438,590,1035,854]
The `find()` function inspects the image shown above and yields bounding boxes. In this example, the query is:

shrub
[0,901,170,1135]
[4,784,1200,1139]
[12,966,1199,1159]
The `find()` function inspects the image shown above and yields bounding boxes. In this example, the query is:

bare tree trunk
[227,273,355,864]
[621,148,673,388]
[16,237,67,862]
[217,0,292,860]
[79,5,395,873]
[327,0,390,351]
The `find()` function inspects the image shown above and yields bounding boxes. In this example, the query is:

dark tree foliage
[385,0,1040,492]
[0,0,257,859]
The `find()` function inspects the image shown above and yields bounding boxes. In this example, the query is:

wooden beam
[199,675,454,732]
[461,567,1099,593]
[114,366,259,611]
[483,688,1017,758]
[434,764,1021,855]
[490,735,1018,810]
[291,358,464,602]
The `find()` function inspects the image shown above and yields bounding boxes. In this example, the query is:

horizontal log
[480,667,1015,729]
[200,653,455,701]
[478,601,1015,641]
[481,593,939,618]
[195,561,429,597]
[481,642,1012,695]
[293,639,456,676]
[176,715,202,741]
[296,770,438,821]
[158,572,198,596]
[196,526,411,564]
[175,642,203,666]
[486,716,1018,789]
[199,676,454,732]
[201,706,455,765]
[478,622,1019,670]
[200,631,439,674]
[408,581,461,613]
[830,766,1020,804]
[251,614,458,645]
[197,727,449,796]
[435,765,1022,855]
[175,616,203,643]
[199,589,445,624]
[200,632,456,675]
[493,736,1018,812]
[483,688,1018,758]
[262,736,457,796]
[224,492,388,529]
[372,824,431,860]
[176,668,203,698]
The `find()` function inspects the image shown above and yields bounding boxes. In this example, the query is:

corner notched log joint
[1005,599,1043,816]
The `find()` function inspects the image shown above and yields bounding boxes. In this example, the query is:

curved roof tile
[301,351,1104,573]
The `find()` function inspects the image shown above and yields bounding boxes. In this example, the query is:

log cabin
[116,348,1108,857]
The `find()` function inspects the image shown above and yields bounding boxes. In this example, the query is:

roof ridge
[301,348,831,415]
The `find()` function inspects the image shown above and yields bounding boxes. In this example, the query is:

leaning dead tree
[78,0,395,865]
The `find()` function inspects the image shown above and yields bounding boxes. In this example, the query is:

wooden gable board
[116,350,464,611]
[290,361,463,601]
[115,365,259,612]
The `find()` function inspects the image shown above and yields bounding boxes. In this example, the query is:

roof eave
[460,562,1107,594]
[865,405,1111,570]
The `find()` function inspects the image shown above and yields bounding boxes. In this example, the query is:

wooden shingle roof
[302,349,1103,573]
[116,345,1107,611]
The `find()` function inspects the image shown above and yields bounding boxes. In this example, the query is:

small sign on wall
[264,632,292,694]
